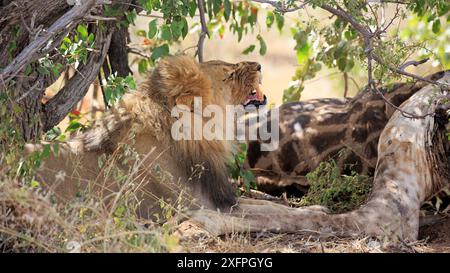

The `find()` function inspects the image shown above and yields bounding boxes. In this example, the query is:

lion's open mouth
[244,85,267,108]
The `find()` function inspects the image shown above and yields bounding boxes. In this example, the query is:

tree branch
[0,0,98,86]
[398,58,430,71]
[43,27,113,131]
[250,0,449,115]
[196,0,209,63]
[108,26,132,77]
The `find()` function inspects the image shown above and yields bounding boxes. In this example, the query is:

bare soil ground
[419,217,450,252]
[178,216,450,253]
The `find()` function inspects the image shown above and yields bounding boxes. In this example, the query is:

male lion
[26,55,265,220]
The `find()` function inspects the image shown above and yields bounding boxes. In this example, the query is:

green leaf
[171,21,183,40]
[337,57,347,71]
[189,1,197,17]
[296,43,310,64]
[432,19,441,34]
[224,0,231,21]
[41,144,51,158]
[76,24,88,40]
[257,35,267,56]
[37,66,50,76]
[181,18,188,38]
[87,33,95,44]
[24,64,32,76]
[148,19,158,38]
[125,9,137,25]
[66,122,82,132]
[266,11,275,28]
[242,44,256,54]
[212,0,222,15]
[136,30,147,37]
[30,180,40,188]
[160,24,172,41]
[52,143,60,156]
[125,75,137,90]
[275,12,285,32]
[63,37,72,44]
[138,59,148,74]
[151,44,169,61]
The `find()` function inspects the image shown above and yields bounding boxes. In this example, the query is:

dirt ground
[418,217,450,252]
[177,216,450,253]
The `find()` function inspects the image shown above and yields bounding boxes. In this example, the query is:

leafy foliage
[59,24,95,66]
[228,142,256,195]
[103,74,137,106]
[297,158,372,213]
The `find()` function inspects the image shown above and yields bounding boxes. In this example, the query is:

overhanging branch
[43,27,113,131]
[250,0,450,110]
[0,0,98,86]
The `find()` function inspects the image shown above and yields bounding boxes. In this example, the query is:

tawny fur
[26,55,263,219]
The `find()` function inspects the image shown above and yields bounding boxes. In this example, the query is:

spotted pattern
[245,73,445,196]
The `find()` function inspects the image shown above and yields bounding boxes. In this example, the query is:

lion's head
[143,56,266,111]
[200,60,266,107]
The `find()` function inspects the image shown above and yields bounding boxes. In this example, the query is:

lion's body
[27,56,263,220]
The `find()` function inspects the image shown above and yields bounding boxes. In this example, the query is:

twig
[97,73,109,110]
[251,0,306,13]
[138,14,164,19]
[366,37,434,119]
[250,0,447,90]
[181,45,198,54]
[398,58,430,71]
[380,3,401,34]
[43,28,113,131]
[343,72,349,97]
[127,48,151,59]
[196,0,209,63]
[85,15,118,21]
[15,80,43,102]
[348,75,361,91]
[0,0,98,86]
[371,54,447,88]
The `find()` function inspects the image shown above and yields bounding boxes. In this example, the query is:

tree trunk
[0,0,133,141]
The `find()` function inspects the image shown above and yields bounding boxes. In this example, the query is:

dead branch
[0,0,98,86]
[42,27,112,131]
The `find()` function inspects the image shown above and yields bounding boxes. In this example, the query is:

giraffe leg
[189,73,450,241]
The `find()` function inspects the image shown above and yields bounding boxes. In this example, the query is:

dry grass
[2,169,450,253]
[0,176,183,252]
[178,222,450,253]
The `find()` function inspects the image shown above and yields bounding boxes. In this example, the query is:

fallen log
[190,73,450,241]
